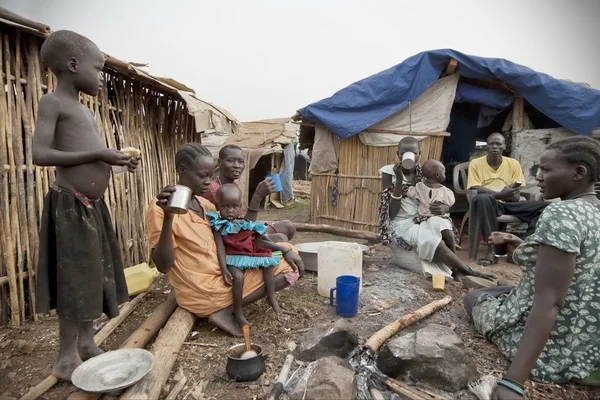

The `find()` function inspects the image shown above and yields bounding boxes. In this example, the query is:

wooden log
[93,292,148,345]
[369,387,385,400]
[291,222,380,241]
[20,293,148,400]
[67,293,177,400]
[165,376,188,400]
[385,377,449,400]
[266,354,294,400]
[121,307,196,399]
[364,296,452,352]
[444,59,458,76]
[120,292,176,349]
[0,7,51,32]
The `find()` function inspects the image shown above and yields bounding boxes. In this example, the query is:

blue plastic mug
[330,275,360,318]
[268,173,283,192]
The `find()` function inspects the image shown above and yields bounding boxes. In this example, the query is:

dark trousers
[472,194,549,240]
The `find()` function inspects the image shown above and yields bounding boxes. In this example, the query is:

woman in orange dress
[147,143,304,337]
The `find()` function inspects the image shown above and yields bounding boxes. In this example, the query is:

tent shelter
[293,48,600,232]
[0,8,239,325]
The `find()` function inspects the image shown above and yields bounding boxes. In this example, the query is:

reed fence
[0,22,200,326]
[310,134,445,232]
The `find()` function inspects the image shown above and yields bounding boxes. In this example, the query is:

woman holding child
[380,137,492,279]
[465,136,600,398]
[147,143,304,337]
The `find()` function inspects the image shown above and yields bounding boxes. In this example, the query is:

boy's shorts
[36,187,128,321]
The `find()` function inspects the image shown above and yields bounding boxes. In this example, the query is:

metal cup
[401,151,416,169]
[167,185,193,214]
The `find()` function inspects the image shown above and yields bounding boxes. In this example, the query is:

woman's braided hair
[546,136,600,181]
[175,143,213,171]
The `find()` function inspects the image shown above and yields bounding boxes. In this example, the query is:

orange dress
[146,196,297,317]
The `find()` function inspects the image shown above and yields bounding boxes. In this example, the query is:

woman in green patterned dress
[464,136,600,399]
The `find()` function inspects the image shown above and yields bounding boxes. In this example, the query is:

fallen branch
[121,307,196,399]
[165,376,188,400]
[385,377,449,400]
[20,292,148,400]
[365,296,452,352]
[281,222,380,242]
[67,293,177,400]
[369,387,385,400]
[266,354,294,400]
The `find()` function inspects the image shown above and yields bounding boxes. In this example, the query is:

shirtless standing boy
[33,30,139,380]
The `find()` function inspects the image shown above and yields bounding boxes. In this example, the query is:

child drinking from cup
[208,184,290,328]
[406,160,456,251]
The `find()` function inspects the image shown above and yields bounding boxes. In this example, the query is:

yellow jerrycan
[124,263,160,296]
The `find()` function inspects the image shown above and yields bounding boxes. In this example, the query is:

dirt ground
[1,199,599,399]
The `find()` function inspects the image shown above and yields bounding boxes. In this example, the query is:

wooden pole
[385,377,449,400]
[512,96,524,133]
[67,293,177,400]
[120,307,196,400]
[290,222,380,242]
[120,292,177,348]
[266,354,294,400]
[0,7,51,32]
[20,293,148,400]
[92,292,148,345]
[165,376,188,400]
[364,296,452,352]
[3,32,20,326]
[369,387,385,400]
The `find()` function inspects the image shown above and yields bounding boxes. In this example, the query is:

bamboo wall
[310,134,445,232]
[0,25,199,326]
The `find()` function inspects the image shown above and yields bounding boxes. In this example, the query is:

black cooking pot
[226,343,266,382]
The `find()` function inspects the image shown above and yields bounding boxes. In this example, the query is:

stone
[297,319,358,362]
[462,276,496,290]
[377,324,477,392]
[290,357,356,400]
[286,341,297,352]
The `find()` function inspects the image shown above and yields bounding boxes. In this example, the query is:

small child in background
[407,160,456,251]
[208,184,290,329]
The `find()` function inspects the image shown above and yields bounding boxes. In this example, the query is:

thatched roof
[0,7,240,135]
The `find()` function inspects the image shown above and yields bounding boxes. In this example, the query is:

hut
[206,118,297,208]
[293,49,600,232]
[0,8,239,326]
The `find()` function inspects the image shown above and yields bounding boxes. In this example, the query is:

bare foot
[452,269,465,282]
[268,298,282,314]
[208,310,243,337]
[51,354,82,381]
[234,313,250,331]
[78,342,104,361]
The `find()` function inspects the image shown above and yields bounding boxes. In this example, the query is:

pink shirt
[201,180,239,206]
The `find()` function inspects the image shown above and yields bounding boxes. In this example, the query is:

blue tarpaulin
[454,82,515,128]
[298,49,600,138]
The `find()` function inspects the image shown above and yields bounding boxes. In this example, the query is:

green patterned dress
[472,200,600,383]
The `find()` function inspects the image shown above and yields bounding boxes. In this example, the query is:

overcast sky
[3,0,599,122]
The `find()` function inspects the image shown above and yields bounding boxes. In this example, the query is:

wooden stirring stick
[242,324,252,352]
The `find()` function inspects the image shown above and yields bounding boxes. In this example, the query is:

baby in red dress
[208,184,292,329]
